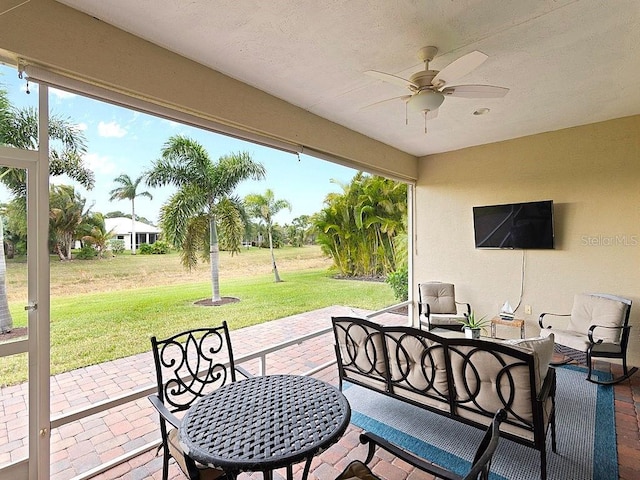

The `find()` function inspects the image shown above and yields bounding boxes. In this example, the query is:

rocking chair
[539,293,637,385]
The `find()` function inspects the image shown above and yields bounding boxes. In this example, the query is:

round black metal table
[179,374,351,480]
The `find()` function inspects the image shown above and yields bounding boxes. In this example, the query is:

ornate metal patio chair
[418,282,472,331]
[335,409,506,480]
[539,293,636,385]
[148,322,249,480]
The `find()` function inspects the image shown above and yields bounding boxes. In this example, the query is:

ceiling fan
[365,46,509,132]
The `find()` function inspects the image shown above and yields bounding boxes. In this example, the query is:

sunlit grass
[1,262,395,386]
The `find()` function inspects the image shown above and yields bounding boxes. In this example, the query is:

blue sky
[0,63,357,224]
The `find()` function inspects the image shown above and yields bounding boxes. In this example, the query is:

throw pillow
[505,334,555,381]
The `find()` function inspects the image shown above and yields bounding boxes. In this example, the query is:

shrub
[386,265,408,301]
[75,245,97,260]
[138,243,153,254]
[109,239,125,254]
[138,241,169,255]
[151,240,169,254]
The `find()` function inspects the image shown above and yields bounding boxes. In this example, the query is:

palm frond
[181,215,209,270]
[146,135,211,188]
[159,186,207,247]
[214,151,266,195]
[215,198,244,254]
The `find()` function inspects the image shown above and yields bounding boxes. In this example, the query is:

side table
[490,316,525,339]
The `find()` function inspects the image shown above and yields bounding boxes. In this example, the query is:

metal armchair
[335,409,506,480]
[418,282,471,331]
[148,322,249,480]
[539,293,636,385]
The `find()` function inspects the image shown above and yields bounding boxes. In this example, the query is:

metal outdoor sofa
[332,316,557,480]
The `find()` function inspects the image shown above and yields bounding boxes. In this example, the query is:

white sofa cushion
[333,320,387,389]
[385,331,450,411]
[449,346,537,424]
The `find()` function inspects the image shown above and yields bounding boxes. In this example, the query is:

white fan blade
[441,84,509,98]
[365,70,418,90]
[432,51,488,87]
[361,95,412,110]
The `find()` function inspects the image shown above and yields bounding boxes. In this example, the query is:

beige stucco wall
[0,0,416,180]
[415,115,640,367]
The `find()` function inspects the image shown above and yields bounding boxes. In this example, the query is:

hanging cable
[513,250,526,313]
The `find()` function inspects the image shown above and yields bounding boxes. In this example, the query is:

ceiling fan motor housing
[409,70,438,88]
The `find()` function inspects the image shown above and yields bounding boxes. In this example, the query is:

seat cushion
[449,345,537,423]
[168,428,226,479]
[333,320,388,389]
[385,330,450,410]
[429,313,467,326]
[541,329,622,354]
[419,282,456,314]
[568,294,627,343]
[335,460,381,480]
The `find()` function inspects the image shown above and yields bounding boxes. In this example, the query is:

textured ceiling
[57,0,640,157]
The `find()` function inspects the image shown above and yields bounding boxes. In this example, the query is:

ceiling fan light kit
[365,45,509,132]
[407,90,445,112]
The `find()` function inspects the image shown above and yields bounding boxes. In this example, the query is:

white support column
[28,83,51,480]
[407,183,416,327]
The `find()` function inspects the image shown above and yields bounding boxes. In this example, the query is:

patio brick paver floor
[1,305,639,479]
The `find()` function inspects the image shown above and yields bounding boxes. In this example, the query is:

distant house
[104,217,161,251]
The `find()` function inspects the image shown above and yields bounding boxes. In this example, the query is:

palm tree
[145,135,265,304]
[245,189,291,282]
[0,89,94,196]
[109,174,153,255]
[314,173,407,277]
[49,184,88,260]
[80,213,115,258]
[0,89,94,331]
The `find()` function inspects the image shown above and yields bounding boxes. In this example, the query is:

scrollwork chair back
[150,322,238,480]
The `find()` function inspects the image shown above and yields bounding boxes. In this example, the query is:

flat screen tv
[473,200,554,249]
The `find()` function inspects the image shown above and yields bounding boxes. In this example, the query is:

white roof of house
[105,217,161,235]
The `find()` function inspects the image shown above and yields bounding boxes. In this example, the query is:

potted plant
[459,311,489,339]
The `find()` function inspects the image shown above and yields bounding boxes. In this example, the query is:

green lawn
[1,248,395,386]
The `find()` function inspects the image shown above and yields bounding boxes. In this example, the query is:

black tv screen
[473,200,554,249]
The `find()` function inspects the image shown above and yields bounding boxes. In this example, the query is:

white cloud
[84,153,117,176]
[76,122,88,131]
[98,121,127,138]
[50,88,76,99]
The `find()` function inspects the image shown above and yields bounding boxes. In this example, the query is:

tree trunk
[268,227,282,283]
[0,220,13,333]
[65,234,73,260]
[209,218,221,302]
[131,200,137,255]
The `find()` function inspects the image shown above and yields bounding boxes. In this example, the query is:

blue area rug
[344,366,616,480]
